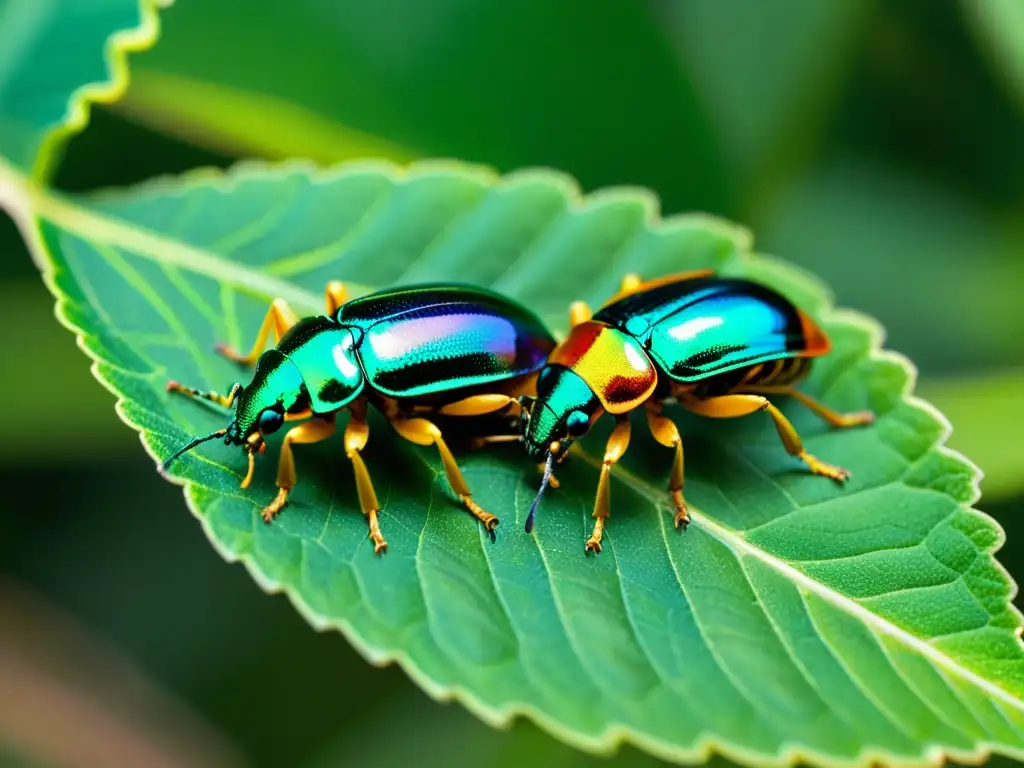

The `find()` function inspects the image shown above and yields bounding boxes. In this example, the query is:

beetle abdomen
[594,276,829,383]
[339,284,556,398]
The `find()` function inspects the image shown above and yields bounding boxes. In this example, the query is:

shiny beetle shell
[337,283,555,400]
[592,275,830,383]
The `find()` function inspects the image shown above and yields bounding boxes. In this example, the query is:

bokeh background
[2,1,1023,765]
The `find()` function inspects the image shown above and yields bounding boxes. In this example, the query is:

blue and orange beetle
[161,281,555,553]
[520,269,874,552]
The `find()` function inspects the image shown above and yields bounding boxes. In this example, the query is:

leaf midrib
[571,446,1024,716]
[0,157,321,313]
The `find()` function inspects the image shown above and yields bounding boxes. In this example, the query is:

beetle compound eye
[257,408,284,435]
[566,410,590,437]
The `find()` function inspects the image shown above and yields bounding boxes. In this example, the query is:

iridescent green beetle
[519,270,874,553]
[161,281,555,553]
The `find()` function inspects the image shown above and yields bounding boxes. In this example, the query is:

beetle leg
[734,385,875,428]
[325,281,349,314]
[166,381,242,409]
[438,394,517,417]
[390,417,500,539]
[587,416,632,554]
[679,393,851,483]
[619,273,643,294]
[261,416,336,523]
[343,410,388,554]
[644,401,689,530]
[216,299,300,366]
[569,301,592,328]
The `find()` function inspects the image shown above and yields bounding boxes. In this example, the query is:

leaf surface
[3,157,1024,767]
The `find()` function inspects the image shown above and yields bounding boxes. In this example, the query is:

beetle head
[520,364,602,462]
[520,364,603,532]
[162,349,309,485]
[229,349,309,453]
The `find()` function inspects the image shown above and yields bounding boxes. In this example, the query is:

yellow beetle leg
[680,393,850,483]
[736,385,875,428]
[342,406,387,554]
[438,394,517,417]
[587,416,632,554]
[390,417,499,537]
[325,281,349,314]
[645,401,689,530]
[569,301,592,328]
[261,416,336,523]
[619,273,643,294]
[216,298,300,365]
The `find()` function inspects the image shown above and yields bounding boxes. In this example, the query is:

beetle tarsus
[261,487,289,523]
[799,452,851,483]
[463,496,500,538]
[672,490,690,531]
[839,410,875,427]
[585,518,604,554]
[367,509,388,554]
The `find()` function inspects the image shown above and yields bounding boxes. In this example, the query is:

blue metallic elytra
[161,281,555,554]
[519,269,875,553]
[591,275,830,382]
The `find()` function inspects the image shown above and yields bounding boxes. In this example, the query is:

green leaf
[114,68,418,167]
[0,0,162,181]
[4,155,1024,767]
[966,0,1024,113]
[918,371,1024,503]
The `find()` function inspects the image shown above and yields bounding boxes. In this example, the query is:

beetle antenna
[525,451,555,533]
[161,428,229,472]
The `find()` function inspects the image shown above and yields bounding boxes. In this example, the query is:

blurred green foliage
[2,1,1024,766]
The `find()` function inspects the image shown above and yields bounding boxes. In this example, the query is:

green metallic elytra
[161,280,556,554]
[522,275,831,462]
[520,271,873,553]
[592,275,831,382]
[338,283,555,398]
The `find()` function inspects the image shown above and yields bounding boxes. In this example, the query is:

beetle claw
[261,488,289,523]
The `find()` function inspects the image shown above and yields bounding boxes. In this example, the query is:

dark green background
[1,1,1022,765]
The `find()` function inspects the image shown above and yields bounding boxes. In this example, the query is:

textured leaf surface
[3,156,1024,767]
[919,373,1024,503]
[0,0,159,180]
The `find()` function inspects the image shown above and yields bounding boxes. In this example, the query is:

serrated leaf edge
[29,0,170,182]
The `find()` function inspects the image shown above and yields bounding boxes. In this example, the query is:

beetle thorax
[275,316,365,412]
[548,321,658,413]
